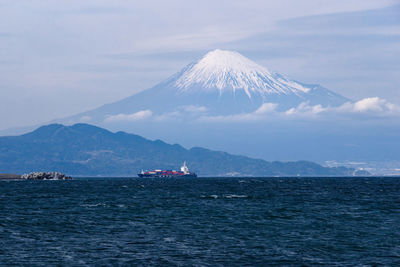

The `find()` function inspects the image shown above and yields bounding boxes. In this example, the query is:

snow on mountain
[174,49,310,98]
[64,49,350,123]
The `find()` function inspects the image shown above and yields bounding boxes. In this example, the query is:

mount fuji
[66,49,349,124]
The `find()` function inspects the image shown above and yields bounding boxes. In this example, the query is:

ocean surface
[1,177,399,266]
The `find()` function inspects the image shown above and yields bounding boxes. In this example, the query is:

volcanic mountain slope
[66,49,349,123]
[0,123,356,176]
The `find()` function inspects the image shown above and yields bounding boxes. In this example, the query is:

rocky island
[21,172,72,180]
[0,172,71,180]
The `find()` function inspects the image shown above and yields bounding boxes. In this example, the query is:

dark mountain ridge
[0,123,357,176]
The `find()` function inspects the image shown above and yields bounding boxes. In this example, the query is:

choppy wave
[1,177,399,265]
[200,194,250,199]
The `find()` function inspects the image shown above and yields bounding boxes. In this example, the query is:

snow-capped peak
[187,49,272,77]
[174,49,310,98]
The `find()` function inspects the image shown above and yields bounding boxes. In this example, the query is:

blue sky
[0,0,399,130]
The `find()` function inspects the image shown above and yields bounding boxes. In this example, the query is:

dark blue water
[1,177,399,266]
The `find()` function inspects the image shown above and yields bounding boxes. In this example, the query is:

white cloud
[199,97,400,122]
[79,115,92,122]
[285,103,326,116]
[254,103,278,114]
[353,97,390,113]
[284,97,400,118]
[104,110,152,122]
[199,102,278,122]
[101,97,400,124]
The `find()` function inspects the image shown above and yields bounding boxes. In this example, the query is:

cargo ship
[138,162,197,178]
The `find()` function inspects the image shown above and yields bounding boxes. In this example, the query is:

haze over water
[1,177,399,266]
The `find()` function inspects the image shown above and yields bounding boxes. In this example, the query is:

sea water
[0,177,399,266]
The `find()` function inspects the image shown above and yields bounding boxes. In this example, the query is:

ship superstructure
[138,162,197,178]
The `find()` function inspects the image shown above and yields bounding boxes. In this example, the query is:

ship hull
[138,173,197,178]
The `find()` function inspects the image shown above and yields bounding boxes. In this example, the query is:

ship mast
[181,161,189,174]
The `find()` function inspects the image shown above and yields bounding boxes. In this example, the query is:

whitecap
[224,194,248,198]
[81,203,108,207]
[200,194,218,199]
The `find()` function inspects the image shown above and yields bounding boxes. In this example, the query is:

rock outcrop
[21,172,71,180]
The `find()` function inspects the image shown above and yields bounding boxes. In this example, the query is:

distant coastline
[0,173,22,180]
[0,123,366,177]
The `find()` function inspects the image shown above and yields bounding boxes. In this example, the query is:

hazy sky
[0,0,399,130]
